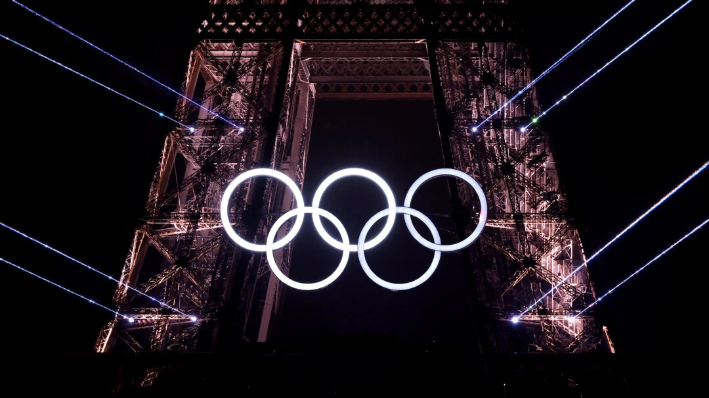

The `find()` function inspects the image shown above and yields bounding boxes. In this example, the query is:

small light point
[512,316,519,324]
[159,112,164,117]
[563,95,567,99]
[239,127,245,133]
[532,118,538,123]
[189,127,195,133]
[568,316,575,322]
[128,317,135,323]
[190,316,197,322]
[520,127,526,133]
[471,126,478,133]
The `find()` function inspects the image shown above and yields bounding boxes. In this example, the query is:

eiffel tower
[96,0,610,377]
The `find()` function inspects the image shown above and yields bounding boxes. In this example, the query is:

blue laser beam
[471,0,635,133]
[0,256,130,320]
[11,0,242,131]
[0,33,194,133]
[575,217,709,317]
[0,221,191,318]
[522,0,693,130]
[518,159,708,318]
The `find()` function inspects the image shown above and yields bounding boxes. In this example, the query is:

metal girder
[145,212,223,229]
[534,266,583,299]
[480,231,583,301]
[197,3,524,41]
[196,42,282,116]
[486,213,569,224]
[539,317,558,352]
[563,321,598,353]
[117,329,146,353]
[141,226,178,264]
[94,319,115,353]
[300,50,427,60]
[532,222,572,261]
[146,134,179,213]
[147,163,230,212]
[113,231,149,305]
[440,42,526,118]
[309,75,430,83]
[137,265,183,297]
[499,267,529,297]
[171,131,202,167]
[187,233,225,263]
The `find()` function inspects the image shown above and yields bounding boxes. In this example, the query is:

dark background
[0,0,705,359]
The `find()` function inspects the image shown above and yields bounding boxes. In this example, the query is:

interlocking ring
[403,169,487,252]
[220,168,305,252]
[266,207,349,290]
[221,167,488,290]
[312,168,396,252]
[358,207,441,291]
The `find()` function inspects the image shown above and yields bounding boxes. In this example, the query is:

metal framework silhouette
[96,1,610,384]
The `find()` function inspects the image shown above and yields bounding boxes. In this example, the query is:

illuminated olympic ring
[221,168,487,290]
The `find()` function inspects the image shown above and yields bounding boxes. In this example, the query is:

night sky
[0,0,705,358]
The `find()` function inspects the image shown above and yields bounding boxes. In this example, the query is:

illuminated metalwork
[98,2,609,385]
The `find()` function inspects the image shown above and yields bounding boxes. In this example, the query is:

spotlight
[512,316,519,324]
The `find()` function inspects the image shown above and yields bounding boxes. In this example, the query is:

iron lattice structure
[97,0,610,376]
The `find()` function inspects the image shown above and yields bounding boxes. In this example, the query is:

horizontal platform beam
[309,75,430,83]
[197,4,525,41]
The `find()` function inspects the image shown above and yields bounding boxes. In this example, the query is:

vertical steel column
[417,0,490,356]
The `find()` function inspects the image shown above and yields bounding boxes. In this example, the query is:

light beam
[523,0,694,130]
[575,217,709,317]
[0,256,128,319]
[472,0,635,132]
[0,221,191,317]
[11,0,243,131]
[0,33,194,132]
[518,159,708,318]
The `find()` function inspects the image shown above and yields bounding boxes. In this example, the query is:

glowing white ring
[220,168,305,252]
[266,207,349,290]
[358,207,441,291]
[311,168,396,252]
[403,168,487,252]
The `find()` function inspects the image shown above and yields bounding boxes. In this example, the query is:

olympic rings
[220,167,488,290]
